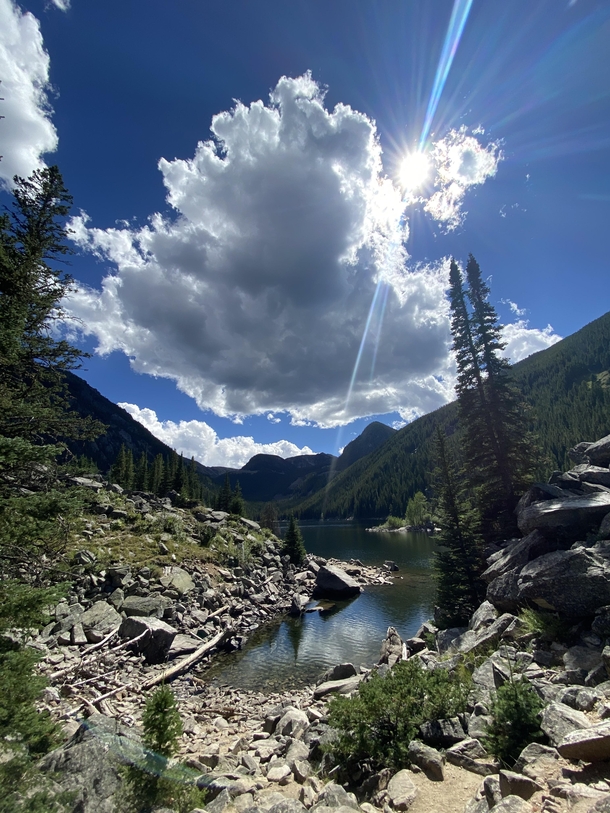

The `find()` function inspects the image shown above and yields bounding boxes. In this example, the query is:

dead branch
[142,627,232,690]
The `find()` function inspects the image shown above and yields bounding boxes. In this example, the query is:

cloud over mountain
[119,404,315,468]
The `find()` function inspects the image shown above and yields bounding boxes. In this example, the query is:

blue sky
[1,0,609,467]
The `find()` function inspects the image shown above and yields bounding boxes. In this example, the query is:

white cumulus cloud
[67,74,458,428]
[0,0,58,186]
[119,403,315,469]
[48,0,70,9]
[424,127,502,230]
[502,320,562,362]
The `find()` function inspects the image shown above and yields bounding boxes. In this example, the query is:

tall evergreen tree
[229,480,245,516]
[448,255,534,541]
[217,474,232,512]
[134,451,149,491]
[433,428,485,626]
[283,515,307,565]
[151,453,164,495]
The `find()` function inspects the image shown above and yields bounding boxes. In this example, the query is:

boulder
[517,492,610,539]
[121,594,173,618]
[419,717,466,747]
[583,433,610,466]
[313,565,361,599]
[118,615,177,664]
[486,569,522,613]
[160,565,195,596]
[275,707,309,737]
[577,466,610,487]
[557,721,610,761]
[446,738,499,775]
[491,798,533,813]
[407,740,444,781]
[313,674,363,699]
[386,770,417,811]
[447,613,517,656]
[320,663,358,683]
[517,545,610,618]
[498,770,543,801]
[481,531,561,583]
[540,702,590,746]
[593,605,610,637]
[38,714,142,813]
[469,601,498,631]
[379,626,404,664]
[79,602,122,640]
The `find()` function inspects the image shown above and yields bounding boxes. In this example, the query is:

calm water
[204,521,438,692]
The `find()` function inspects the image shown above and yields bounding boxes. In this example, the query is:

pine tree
[465,255,535,537]
[448,255,535,541]
[217,474,232,512]
[151,453,164,495]
[260,502,280,535]
[110,445,127,485]
[123,448,135,491]
[133,451,149,491]
[283,515,307,565]
[433,428,485,626]
[0,166,103,803]
[229,480,245,516]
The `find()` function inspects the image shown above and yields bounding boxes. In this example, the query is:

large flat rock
[558,721,610,761]
[517,492,610,538]
[313,565,361,599]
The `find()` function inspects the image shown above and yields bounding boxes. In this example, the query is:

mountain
[335,421,396,472]
[291,310,610,519]
[207,420,397,503]
[63,372,215,484]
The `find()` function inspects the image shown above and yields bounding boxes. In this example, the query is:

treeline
[293,308,610,519]
[109,444,214,504]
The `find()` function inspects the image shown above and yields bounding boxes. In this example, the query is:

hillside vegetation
[292,310,610,519]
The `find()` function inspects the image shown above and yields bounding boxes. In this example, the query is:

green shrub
[326,658,471,773]
[124,685,207,813]
[383,515,405,530]
[518,608,568,643]
[484,677,544,767]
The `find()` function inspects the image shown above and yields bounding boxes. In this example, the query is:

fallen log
[142,627,232,690]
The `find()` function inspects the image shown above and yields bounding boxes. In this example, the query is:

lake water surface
[204,521,438,692]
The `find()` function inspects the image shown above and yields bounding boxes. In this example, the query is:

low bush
[518,607,568,643]
[124,685,207,813]
[383,515,406,530]
[484,677,544,767]
[326,658,471,773]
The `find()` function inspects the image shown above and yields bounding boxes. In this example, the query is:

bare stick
[207,604,229,620]
[142,627,231,690]
[80,626,120,656]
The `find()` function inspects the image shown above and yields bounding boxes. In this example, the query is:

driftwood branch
[142,627,232,690]
[81,626,120,656]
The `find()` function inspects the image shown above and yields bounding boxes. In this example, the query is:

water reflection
[204,523,437,692]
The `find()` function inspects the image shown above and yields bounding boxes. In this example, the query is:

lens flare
[399,152,430,192]
[419,0,475,148]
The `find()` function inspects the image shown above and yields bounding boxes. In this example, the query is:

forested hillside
[292,310,610,519]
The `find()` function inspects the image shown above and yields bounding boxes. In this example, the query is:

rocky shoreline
[28,432,610,812]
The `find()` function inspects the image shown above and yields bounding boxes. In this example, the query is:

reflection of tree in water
[286,617,304,661]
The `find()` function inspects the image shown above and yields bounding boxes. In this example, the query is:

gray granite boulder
[517,544,610,618]
[557,721,610,761]
[313,565,361,598]
[121,594,173,618]
[583,434,610,466]
[540,702,590,746]
[118,615,177,664]
[407,740,444,781]
[79,601,121,641]
[517,492,610,539]
[386,770,417,811]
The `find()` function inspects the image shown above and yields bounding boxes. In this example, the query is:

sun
[399,151,430,193]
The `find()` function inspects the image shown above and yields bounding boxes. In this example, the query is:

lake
[203,521,438,692]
